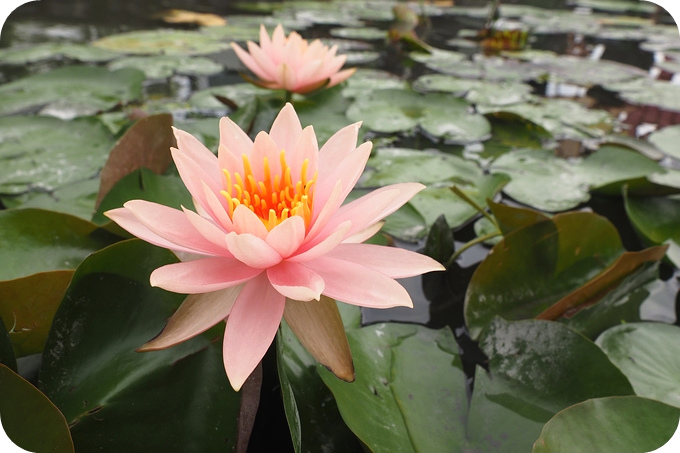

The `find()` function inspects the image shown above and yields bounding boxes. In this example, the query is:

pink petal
[139,285,242,351]
[123,200,227,255]
[290,221,351,262]
[105,208,211,255]
[231,42,271,82]
[327,244,444,278]
[232,204,268,240]
[171,147,223,216]
[219,117,254,161]
[307,180,343,239]
[328,67,357,88]
[310,256,414,308]
[269,102,303,153]
[318,121,361,178]
[277,63,297,91]
[266,215,306,258]
[249,131,283,181]
[343,221,384,243]
[225,232,283,268]
[172,127,219,178]
[313,141,371,214]
[246,40,278,80]
[259,24,273,55]
[182,207,231,254]
[287,125,318,182]
[223,274,286,390]
[271,25,287,56]
[201,180,233,231]
[150,257,261,294]
[218,144,243,179]
[267,261,324,301]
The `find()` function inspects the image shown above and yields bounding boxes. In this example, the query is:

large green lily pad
[648,125,680,160]
[533,396,680,453]
[0,115,115,195]
[597,322,680,407]
[92,29,232,55]
[0,66,145,118]
[413,74,534,106]
[624,191,680,266]
[107,54,223,79]
[347,89,491,144]
[489,145,663,211]
[39,240,241,452]
[0,42,120,65]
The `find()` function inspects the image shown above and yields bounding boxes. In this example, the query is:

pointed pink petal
[328,67,356,88]
[249,130,283,181]
[219,117,254,160]
[259,24,273,55]
[231,41,271,81]
[272,24,286,49]
[218,143,243,178]
[246,40,278,80]
[290,221,351,262]
[343,221,384,243]
[232,204,268,239]
[171,147,222,216]
[277,63,297,91]
[266,215,305,258]
[202,180,233,231]
[287,125,318,181]
[105,208,211,255]
[223,274,285,390]
[296,59,324,87]
[172,127,219,178]
[310,256,414,308]
[182,207,231,254]
[307,180,343,239]
[139,285,242,351]
[123,200,227,255]
[269,102,303,153]
[225,232,282,268]
[150,257,261,294]
[267,261,324,301]
[327,244,444,278]
[318,121,361,178]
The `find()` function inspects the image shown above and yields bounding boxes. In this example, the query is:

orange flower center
[221,150,316,231]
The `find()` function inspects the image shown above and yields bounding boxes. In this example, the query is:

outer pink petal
[269,102,303,154]
[271,24,286,51]
[105,208,210,255]
[296,59,324,87]
[182,207,231,254]
[343,221,384,243]
[171,147,222,216]
[231,41,272,82]
[225,232,283,269]
[259,24,273,56]
[246,40,278,80]
[318,121,361,179]
[172,127,220,180]
[232,204,268,239]
[266,215,306,258]
[202,180,233,231]
[122,200,226,255]
[307,180,343,238]
[150,257,261,294]
[219,117,254,161]
[328,67,357,88]
[267,261,324,301]
[310,256,414,308]
[139,285,242,351]
[326,244,444,278]
[223,274,286,390]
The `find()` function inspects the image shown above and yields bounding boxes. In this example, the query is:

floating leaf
[347,89,491,144]
[1,177,101,219]
[39,240,240,452]
[107,54,223,79]
[189,83,272,110]
[92,29,232,55]
[413,74,534,106]
[0,321,16,372]
[605,78,680,112]
[341,69,407,99]
[0,364,74,453]
[0,66,145,118]
[597,322,680,407]
[0,270,74,357]
[96,114,175,209]
[0,115,115,196]
[490,146,663,211]
[534,54,646,87]
[533,396,680,453]
[648,125,680,160]
[0,42,120,65]
[0,209,120,280]
[624,190,680,266]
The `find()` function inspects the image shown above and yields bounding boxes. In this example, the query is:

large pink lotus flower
[231,24,356,94]
[106,103,443,390]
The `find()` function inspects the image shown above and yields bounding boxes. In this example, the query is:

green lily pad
[0,66,145,118]
[573,0,657,13]
[329,26,385,40]
[318,306,469,453]
[410,48,467,72]
[624,191,680,266]
[0,364,74,453]
[39,240,240,452]
[276,318,361,453]
[347,89,491,144]
[413,74,534,106]
[92,29,232,55]
[0,42,120,65]
[0,177,100,219]
[424,55,546,81]
[605,78,680,112]
[533,396,680,453]
[0,115,115,195]
[597,322,680,407]
[464,210,648,339]
[535,55,646,87]
[648,125,680,160]
[478,98,612,139]
[0,209,121,281]
[107,54,223,79]
[189,83,272,110]
[489,145,663,211]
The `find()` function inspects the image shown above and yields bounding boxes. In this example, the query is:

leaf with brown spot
[96,114,175,208]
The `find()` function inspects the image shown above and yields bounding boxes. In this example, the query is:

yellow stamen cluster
[221,150,316,230]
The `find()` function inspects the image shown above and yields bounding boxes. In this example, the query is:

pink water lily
[231,24,356,94]
[106,103,443,390]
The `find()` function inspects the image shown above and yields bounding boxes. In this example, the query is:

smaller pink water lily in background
[231,24,356,94]
[106,103,443,391]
